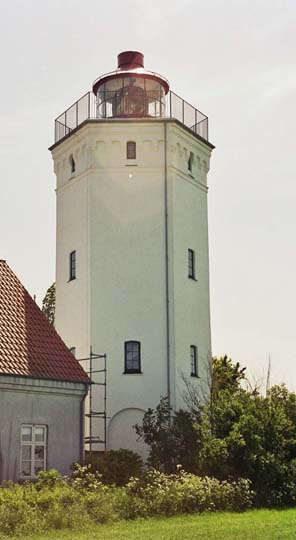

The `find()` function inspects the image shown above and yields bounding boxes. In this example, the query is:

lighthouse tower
[50,51,214,455]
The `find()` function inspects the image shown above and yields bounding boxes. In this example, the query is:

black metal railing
[55,92,96,143]
[168,91,208,140]
[54,90,208,143]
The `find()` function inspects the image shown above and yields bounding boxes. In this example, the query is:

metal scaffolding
[78,347,107,453]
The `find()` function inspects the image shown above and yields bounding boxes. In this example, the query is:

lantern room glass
[96,76,166,119]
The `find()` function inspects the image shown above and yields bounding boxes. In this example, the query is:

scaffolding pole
[78,347,107,454]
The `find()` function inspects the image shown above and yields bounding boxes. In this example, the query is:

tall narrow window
[127,141,136,160]
[124,341,141,373]
[70,154,76,174]
[188,151,194,173]
[69,251,76,281]
[20,425,47,477]
[188,249,196,279]
[190,345,198,377]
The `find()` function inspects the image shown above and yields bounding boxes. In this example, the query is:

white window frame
[20,424,47,478]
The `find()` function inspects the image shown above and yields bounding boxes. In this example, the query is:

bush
[71,463,105,492]
[83,449,144,486]
[0,467,253,535]
[0,483,42,535]
[124,468,254,518]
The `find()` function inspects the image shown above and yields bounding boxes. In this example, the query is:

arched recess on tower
[107,408,148,459]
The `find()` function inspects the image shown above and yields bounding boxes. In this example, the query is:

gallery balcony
[54,89,209,144]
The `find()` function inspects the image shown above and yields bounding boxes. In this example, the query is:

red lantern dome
[92,51,169,119]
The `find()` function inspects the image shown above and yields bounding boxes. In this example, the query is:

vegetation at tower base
[81,449,144,486]
[0,466,252,535]
[1,360,296,536]
[42,282,56,325]
[135,356,296,507]
[134,397,201,474]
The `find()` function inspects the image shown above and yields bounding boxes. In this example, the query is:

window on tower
[124,341,141,373]
[127,141,136,160]
[190,345,198,377]
[188,249,196,280]
[69,251,76,281]
[69,154,76,174]
[188,151,194,173]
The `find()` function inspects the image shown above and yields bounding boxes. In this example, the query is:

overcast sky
[0,0,295,389]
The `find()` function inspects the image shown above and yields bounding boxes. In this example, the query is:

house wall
[0,375,87,483]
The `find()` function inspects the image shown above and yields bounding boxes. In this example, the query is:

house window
[188,151,194,173]
[127,141,136,160]
[69,347,76,357]
[20,425,47,477]
[69,251,76,281]
[70,154,76,174]
[188,249,196,279]
[190,345,198,377]
[124,341,141,373]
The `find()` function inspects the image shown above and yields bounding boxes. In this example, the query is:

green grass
[6,509,296,540]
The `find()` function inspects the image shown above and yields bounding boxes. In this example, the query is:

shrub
[0,483,42,535]
[83,449,144,486]
[0,468,254,535]
[35,468,66,490]
[40,488,90,530]
[84,490,124,524]
[71,463,105,492]
[124,468,254,518]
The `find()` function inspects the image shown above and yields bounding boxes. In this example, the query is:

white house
[49,51,214,455]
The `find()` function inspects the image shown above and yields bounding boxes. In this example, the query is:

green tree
[136,358,296,507]
[212,355,246,395]
[42,282,56,326]
[134,397,201,473]
[200,362,296,506]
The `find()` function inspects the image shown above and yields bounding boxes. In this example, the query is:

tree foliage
[134,397,201,474]
[42,282,56,326]
[135,357,296,507]
[212,355,246,395]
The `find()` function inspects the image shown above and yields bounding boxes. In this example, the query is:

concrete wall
[52,118,213,456]
[0,375,87,483]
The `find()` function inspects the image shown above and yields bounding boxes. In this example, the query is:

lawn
[8,509,296,540]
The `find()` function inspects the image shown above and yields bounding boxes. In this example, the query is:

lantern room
[92,51,170,119]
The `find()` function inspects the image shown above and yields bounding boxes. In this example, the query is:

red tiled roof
[0,260,90,384]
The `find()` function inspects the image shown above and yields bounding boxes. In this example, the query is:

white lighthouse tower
[50,51,214,455]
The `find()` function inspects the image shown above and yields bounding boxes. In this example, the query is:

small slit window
[70,155,76,174]
[190,345,198,377]
[69,251,76,281]
[188,152,194,173]
[124,341,141,373]
[188,249,196,280]
[127,141,136,160]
